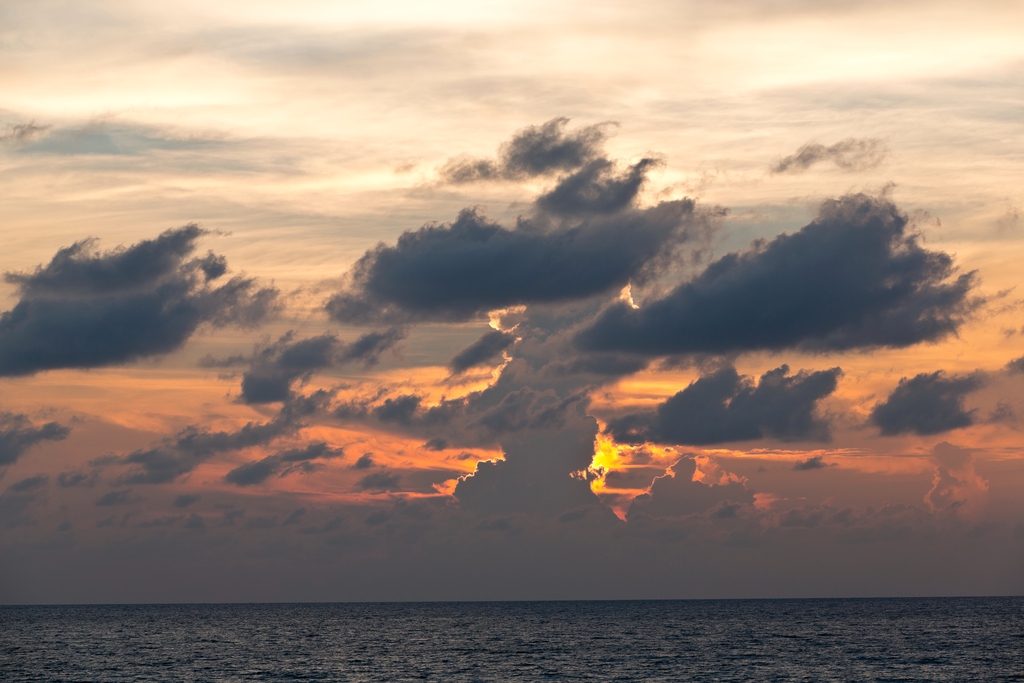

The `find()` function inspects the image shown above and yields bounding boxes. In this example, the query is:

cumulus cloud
[0,225,279,376]
[606,365,841,446]
[0,412,70,466]
[448,329,516,374]
[326,201,699,324]
[329,118,715,325]
[925,442,987,516]
[536,157,661,217]
[871,371,983,436]
[438,117,611,183]
[770,138,888,174]
[578,194,978,356]
[793,455,830,470]
[628,457,753,519]
[224,442,344,486]
[215,328,403,404]
[454,409,604,516]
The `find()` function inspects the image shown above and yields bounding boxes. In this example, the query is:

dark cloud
[8,474,48,493]
[1007,355,1024,374]
[173,494,200,508]
[439,117,610,183]
[355,471,401,493]
[793,455,830,470]
[224,442,343,486]
[233,328,404,404]
[536,157,660,217]
[373,395,423,426]
[871,371,983,436]
[454,408,607,517]
[422,437,449,451]
[578,195,978,356]
[607,365,840,446]
[114,390,333,484]
[332,362,611,454]
[184,513,206,530]
[282,507,307,525]
[57,471,91,488]
[0,412,70,466]
[628,457,753,519]
[770,138,888,174]
[0,225,279,376]
[448,329,516,374]
[327,201,698,324]
[351,453,375,469]
[95,489,137,506]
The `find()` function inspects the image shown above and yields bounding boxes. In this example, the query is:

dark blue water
[3,598,1023,681]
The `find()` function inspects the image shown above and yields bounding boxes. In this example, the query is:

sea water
[3,597,1023,681]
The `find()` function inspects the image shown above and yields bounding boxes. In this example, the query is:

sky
[1,0,1023,604]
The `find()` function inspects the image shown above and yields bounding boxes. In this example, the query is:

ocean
[3,598,1023,681]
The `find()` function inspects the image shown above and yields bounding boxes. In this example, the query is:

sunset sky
[2,0,1023,603]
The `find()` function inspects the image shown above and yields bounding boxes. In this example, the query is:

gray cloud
[351,453,376,469]
[578,195,978,356]
[536,157,660,217]
[95,489,137,506]
[606,365,841,446]
[8,474,49,493]
[770,138,888,174]
[0,412,70,466]
[871,371,983,436]
[628,457,753,519]
[448,329,516,374]
[224,442,344,486]
[230,328,403,404]
[439,117,611,183]
[355,470,401,493]
[282,507,307,525]
[793,455,830,470]
[1007,355,1024,374]
[114,390,333,484]
[0,225,279,376]
[454,409,604,516]
[57,471,91,488]
[327,201,699,324]
[173,494,200,508]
